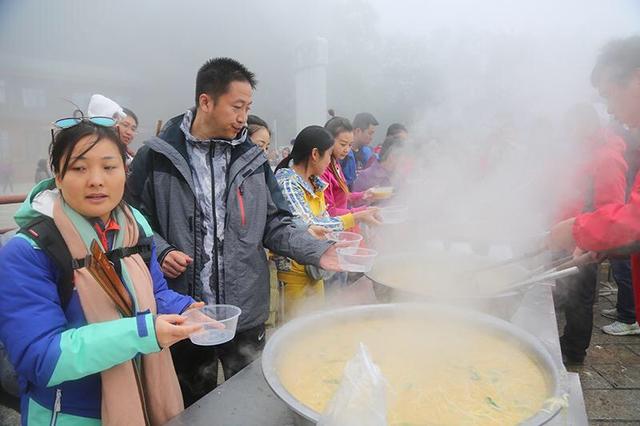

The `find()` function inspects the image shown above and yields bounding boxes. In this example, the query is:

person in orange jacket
[549,36,640,338]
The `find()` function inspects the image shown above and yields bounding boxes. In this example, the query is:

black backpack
[19,216,152,310]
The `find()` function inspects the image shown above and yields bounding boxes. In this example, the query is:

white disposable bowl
[184,304,241,346]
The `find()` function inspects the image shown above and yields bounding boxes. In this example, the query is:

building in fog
[0,55,146,183]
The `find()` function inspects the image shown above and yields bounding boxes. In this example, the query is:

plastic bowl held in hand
[326,231,363,249]
[337,247,378,273]
[370,186,394,199]
[184,304,241,346]
[379,205,409,224]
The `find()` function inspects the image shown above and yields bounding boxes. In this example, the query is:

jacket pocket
[237,186,246,226]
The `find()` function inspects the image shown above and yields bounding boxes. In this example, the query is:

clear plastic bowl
[183,304,242,346]
[326,231,363,249]
[379,205,409,224]
[337,247,378,272]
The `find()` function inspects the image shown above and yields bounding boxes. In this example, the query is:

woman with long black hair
[273,126,378,317]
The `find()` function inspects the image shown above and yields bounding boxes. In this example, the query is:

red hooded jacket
[571,129,640,321]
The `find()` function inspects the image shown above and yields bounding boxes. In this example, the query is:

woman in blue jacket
[0,116,206,425]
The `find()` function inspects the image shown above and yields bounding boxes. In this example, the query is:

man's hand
[318,242,351,272]
[308,225,331,240]
[161,250,193,279]
[547,218,576,252]
[572,247,605,264]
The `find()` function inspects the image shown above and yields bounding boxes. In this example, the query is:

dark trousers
[170,323,266,407]
[554,263,598,360]
[610,258,637,324]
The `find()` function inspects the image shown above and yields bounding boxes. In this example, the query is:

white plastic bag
[317,343,388,426]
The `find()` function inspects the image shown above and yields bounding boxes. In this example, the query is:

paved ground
[559,285,640,425]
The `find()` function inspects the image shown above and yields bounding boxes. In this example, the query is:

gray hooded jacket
[128,113,332,331]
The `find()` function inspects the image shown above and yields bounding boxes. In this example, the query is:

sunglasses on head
[53,114,116,129]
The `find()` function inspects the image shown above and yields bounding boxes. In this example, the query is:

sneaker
[601,321,640,336]
[601,308,618,320]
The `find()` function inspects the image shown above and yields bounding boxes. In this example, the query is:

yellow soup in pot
[278,317,550,426]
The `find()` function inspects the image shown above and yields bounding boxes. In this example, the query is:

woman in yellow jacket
[274,126,379,319]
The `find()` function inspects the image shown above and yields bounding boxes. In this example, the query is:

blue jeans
[610,258,636,324]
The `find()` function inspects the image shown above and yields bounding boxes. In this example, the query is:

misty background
[0,0,638,235]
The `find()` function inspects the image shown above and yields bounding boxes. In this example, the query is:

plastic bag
[317,343,388,426]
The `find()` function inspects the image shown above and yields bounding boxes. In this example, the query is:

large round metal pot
[366,252,535,319]
[262,303,567,426]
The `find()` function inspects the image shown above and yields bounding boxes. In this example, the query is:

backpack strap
[19,217,154,310]
[19,217,74,310]
[71,244,152,269]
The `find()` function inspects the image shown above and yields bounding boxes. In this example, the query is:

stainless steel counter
[166,280,588,426]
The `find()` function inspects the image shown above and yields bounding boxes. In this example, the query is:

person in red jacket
[551,103,628,364]
[549,36,640,337]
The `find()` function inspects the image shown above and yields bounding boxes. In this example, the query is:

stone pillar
[294,37,328,133]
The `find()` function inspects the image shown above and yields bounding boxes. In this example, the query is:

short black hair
[122,107,138,125]
[386,123,407,137]
[591,36,640,87]
[195,57,257,107]
[352,112,379,130]
[379,136,404,161]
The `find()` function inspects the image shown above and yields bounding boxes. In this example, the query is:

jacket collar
[147,112,266,193]
[276,168,328,198]
[180,108,247,147]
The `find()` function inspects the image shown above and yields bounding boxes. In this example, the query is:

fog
[0,0,638,241]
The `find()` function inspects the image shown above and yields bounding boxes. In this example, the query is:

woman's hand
[154,314,203,348]
[161,250,193,279]
[353,207,382,226]
[362,189,374,201]
[185,301,205,311]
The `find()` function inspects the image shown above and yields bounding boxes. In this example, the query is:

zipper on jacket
[190,199,197,298]
[49,388,62,426]
[237,186,246,226]
[209,145,221,304]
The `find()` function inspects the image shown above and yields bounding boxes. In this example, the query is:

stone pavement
[559,283,640,424]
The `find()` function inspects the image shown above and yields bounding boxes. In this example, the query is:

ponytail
[275,154,292,172]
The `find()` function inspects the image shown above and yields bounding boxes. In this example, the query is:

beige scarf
[52,197,183,425]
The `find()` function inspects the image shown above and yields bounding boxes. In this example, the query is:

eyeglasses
[117,121,138,133]
[53,114,116,129]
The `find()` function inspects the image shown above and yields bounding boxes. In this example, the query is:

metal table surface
[166,280,588,426]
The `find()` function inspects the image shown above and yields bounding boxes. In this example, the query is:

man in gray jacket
[128,57,339,405]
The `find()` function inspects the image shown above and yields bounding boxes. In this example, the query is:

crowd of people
[0,34,638,425]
